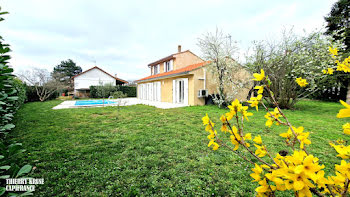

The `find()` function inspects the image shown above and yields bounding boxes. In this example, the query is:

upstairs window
[154,64,160,74]
[165,60,173,72]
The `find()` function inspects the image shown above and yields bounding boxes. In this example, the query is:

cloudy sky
[2,0,337,81]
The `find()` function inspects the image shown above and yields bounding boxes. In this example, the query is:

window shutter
[157,64,160,73]
[183,78,188,105]
[170,60,173,71]
[172,80,176,103]
[157,82,161,102]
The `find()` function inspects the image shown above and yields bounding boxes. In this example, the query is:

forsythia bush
[202,47,350,197]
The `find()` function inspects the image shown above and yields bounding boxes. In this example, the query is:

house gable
[173,50,204,70]
[147,48,205,76]
[73,66,127,90]
[137,61,210,83]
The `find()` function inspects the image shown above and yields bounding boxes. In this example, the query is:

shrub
[96,83,115,98]
[25,85,58,102]
[245,30,344,109]
[118,86,136,97]
[89,84,136,98]
[89,86,98,98]
[112,91,127,98]
[12,78,26,109]
[202,47,350,196]
[0,8,32,196]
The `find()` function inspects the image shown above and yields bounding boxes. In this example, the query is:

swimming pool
[75,100,116,106]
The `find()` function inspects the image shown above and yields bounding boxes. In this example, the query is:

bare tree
[19,68,64,102]
[198,28,251,106]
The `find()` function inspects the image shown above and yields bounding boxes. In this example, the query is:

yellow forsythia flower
[250,163,262,182]
[255,178,275,194]
[294,155,324,178]
[202,113,215,131]
[343,123,350,135]
[253,135,262,144]
[335,160,350,180]
[254,144,267,157]
[248,94,262,111]
[208,140,219,150]
[253,69,265,81]
[327,68,334,75]
[202,113,210,125]
[314,170,328,189]
[225,111,235,121]
[322,68,334,75]
[295,77,308,87]
[297,132,311,149]
[241,106,253,121]
[330,143,350,159]
[244,133,252,141]
[230,135,240,151]
[337,100,350,118]
[264,108,281,127]
[228,99,242,114]
[329,46,338,58]
[254,86,264,94]
[220,115,227,123]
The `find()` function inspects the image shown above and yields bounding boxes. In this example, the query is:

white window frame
[173,78,188,105]
[165,61,169,72]
[165,60,173,72]
[154,64,160,75]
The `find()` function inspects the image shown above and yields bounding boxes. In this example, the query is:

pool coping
[52,98,188,109]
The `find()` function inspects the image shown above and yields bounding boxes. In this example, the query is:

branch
[226,117,274,169]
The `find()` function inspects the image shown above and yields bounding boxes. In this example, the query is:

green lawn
[11,100,347,196]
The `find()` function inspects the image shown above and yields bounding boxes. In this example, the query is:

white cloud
[1,0,338,80]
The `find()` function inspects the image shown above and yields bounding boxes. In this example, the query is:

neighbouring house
[72,66,127,97]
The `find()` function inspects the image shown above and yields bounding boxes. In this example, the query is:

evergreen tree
[324,0,350,52]
[52,59,82,87]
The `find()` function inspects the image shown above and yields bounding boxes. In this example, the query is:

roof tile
[72,66,128,84]
[137,61,210,82]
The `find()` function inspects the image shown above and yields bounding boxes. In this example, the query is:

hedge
[89,85,136,98]
[0,15,33,195]
[13,78,26,108]
[118,86,136,97]
[25,85,59,102]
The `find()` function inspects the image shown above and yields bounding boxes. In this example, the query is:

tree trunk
[346,83,350,104]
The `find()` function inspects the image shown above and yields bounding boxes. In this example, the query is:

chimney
[178,45,181,53]
[115,74,117,78]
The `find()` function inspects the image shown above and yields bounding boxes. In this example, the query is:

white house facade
[72,66,127,97]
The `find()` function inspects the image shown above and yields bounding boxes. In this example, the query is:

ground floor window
[139,82,161,102]
[173,78,188,105]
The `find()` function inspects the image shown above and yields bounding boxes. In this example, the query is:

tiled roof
[72,66,128,84]
[148,50,204,66]
[137,61,210,82]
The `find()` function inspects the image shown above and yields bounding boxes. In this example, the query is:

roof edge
[72,66,128,84]
[147,50,197,67]
[136,71,191,83]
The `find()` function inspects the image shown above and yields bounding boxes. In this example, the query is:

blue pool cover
[75,100,116,106]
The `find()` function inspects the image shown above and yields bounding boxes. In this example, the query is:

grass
[11,100,347,196]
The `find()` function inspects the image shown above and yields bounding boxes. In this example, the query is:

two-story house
[136,46,217,106]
